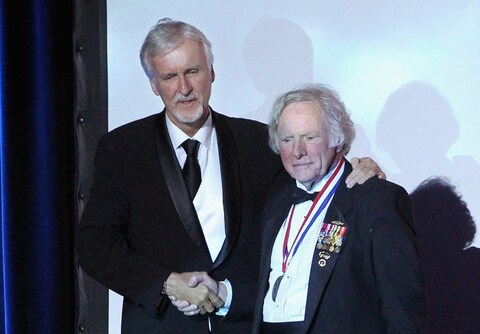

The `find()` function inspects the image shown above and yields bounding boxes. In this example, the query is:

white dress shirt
[263,161,344,322]
[166,113,225,261]
[166,112,232,314]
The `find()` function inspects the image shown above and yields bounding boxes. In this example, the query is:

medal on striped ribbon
[271,158,344,302]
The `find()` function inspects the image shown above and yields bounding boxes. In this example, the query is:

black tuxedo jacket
[252,162,426,334]
[77,110,282,333]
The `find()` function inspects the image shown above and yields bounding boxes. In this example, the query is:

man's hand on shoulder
[346,157,386,188]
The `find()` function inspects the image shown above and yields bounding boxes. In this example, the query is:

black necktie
[181,139,201,199]
[291,188,319,205]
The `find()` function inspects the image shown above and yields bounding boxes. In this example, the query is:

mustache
[175,92,197,103]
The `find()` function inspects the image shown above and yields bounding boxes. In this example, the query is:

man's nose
[179,76,192,95]
[292,139,306,158]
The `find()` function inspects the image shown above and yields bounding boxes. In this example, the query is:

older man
[252,84,425,334]
[77,18,384,333]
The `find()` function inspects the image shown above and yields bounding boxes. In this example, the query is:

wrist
[217,281,228,303]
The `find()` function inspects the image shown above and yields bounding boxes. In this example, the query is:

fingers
[346,157,385,188]
[202,300,215,313]
[165,271,224,316]
[350,157,360,168]
[178,285,222,314]
[178,304,200,315]
[354,170,375,185]
[345,168,367,188]
[185,308,202,316]
[188,272,208,288]
[208,288,225,308]
[170,296,198,314]
[170,296,213,316]
[174,302,201,316]
[171,298,190,309]
[188,272,217,292]
[165,272,206,302]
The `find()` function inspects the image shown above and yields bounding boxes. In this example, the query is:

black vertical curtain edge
[74,0,109,333]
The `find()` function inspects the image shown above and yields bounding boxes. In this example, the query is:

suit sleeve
[76,134,170,317]
[370,186,426,333]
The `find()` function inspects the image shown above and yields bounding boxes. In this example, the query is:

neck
[181,123,202,137]
[172,108,210,138]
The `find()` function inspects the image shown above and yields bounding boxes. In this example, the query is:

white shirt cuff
[215,279,232,316]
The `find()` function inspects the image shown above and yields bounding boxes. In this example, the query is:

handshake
[164,271,227,316]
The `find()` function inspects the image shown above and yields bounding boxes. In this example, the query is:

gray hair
[139,18,214,79]
[268,83,355,155]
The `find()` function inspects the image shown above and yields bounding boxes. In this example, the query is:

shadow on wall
[411,178,480,334]
[242,16,313,123]
[376,81,480,222]
[377,81,480,334]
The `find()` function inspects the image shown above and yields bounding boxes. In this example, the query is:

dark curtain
[1,0,75,332]
[0,0,107,333]
[74,0,109,333]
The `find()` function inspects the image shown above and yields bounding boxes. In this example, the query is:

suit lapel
[302,165,354,332]
[210,112,242,268]
[154,113,209,254]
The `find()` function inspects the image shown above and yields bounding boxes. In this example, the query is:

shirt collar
[165,111,213,150]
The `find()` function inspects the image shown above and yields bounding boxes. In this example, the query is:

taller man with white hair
[77,18,384,333]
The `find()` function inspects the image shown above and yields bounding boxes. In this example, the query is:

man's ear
[211,66,215,83]
[149,78,160,96]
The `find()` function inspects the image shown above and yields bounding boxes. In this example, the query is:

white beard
[172,103,205,124]
[171,92,207,124]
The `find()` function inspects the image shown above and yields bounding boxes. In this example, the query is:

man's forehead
[150,38,203,60]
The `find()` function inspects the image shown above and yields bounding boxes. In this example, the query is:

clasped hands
[164,271,226,316]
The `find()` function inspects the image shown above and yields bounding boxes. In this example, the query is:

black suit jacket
[252,161,426,334]
[77,110,282,333]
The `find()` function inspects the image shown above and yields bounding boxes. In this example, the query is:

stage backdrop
[106,1,480,333]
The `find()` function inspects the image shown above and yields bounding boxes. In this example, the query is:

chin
[173,107,205,124]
